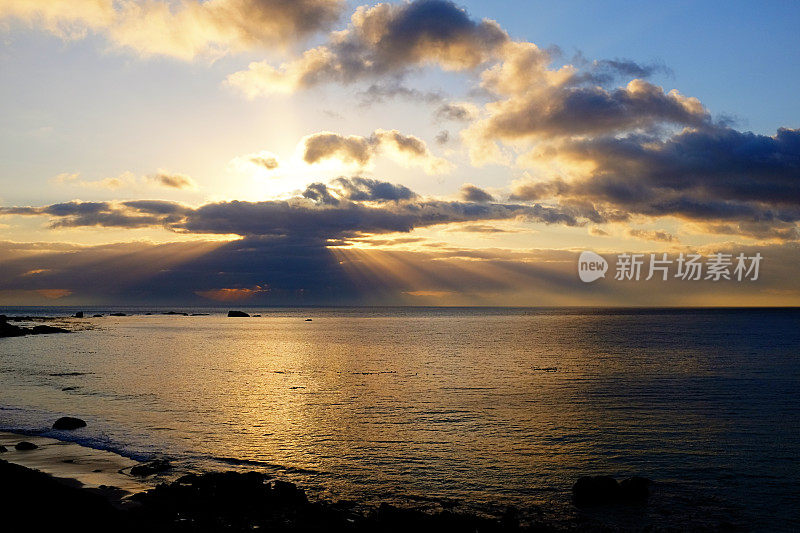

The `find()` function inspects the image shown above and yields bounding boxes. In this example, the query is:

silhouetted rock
[227,310,250,317]
[130,459,171,477]
[619,476,652,503]
[573,475,653,506]
[93,314,103,317]
[1,322,69,337]
[0,445,7,453]
[109,313,126,317]
[15,441,38,451]
[572,476,620,506]
[0,321,25,337]
[53,417,87,430]
[305,318,313,321]
[74,311,84,318]
[0,314,6,322]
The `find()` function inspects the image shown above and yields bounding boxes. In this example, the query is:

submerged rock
[109,313,127,317]
[130,459,172,477]
[53,417,87,430]
[227,310,250,317]
[15,441,38,451]
[92,314,103,317]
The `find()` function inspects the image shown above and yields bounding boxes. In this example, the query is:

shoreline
[0,430,551,532]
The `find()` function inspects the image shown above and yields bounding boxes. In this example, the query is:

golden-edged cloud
[226,0,508,96]
[0,0,345,60]
[301,129,453,174]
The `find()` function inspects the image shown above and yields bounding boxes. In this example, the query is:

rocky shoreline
[0,456,541,532]
[0,425,667,532]
[0,314,70,337]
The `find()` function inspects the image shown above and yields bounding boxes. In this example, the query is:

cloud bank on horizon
[0,0,798,305]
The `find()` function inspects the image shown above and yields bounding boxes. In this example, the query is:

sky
[0,0,799,306]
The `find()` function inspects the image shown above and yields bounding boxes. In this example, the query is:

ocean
[1,307,798,530]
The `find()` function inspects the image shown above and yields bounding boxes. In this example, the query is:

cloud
[53,172,132,190]
[195,285,270,302]
[459,184,495,203]
[52,170,198,190]
[509,127,800,240]
[4,238,798,306]
[356,82,443,106]
[301,129,453,174]
[226,0,508,96]
[627,229,678,243]
[0,0,345,60]
[435,102,478,122]
[149,171,197,189]
[473,79,708,143]
[0,177,582,240]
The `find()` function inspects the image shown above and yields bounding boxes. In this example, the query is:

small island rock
[227,310,250,317]
[15,441,38,451]
[53,417,87,430]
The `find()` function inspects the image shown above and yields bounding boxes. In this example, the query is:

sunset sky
[1,0,799,306]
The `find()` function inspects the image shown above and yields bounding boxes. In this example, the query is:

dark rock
[573,475,653,506]
[619,476,652,503]
[305,318,312,321]
[572,475,620,506]
[62,386,78,391]
[227,310,250,317]
[252,314,261,317]
[0,314,7,322]
[74,311,84,318]
[15,441,38,451]
[53,416,87,430]
[109,313,126,317]
[0,445,7,452]
[130,459,171,477]
[0,321,25,337]
[92,314,103,317]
